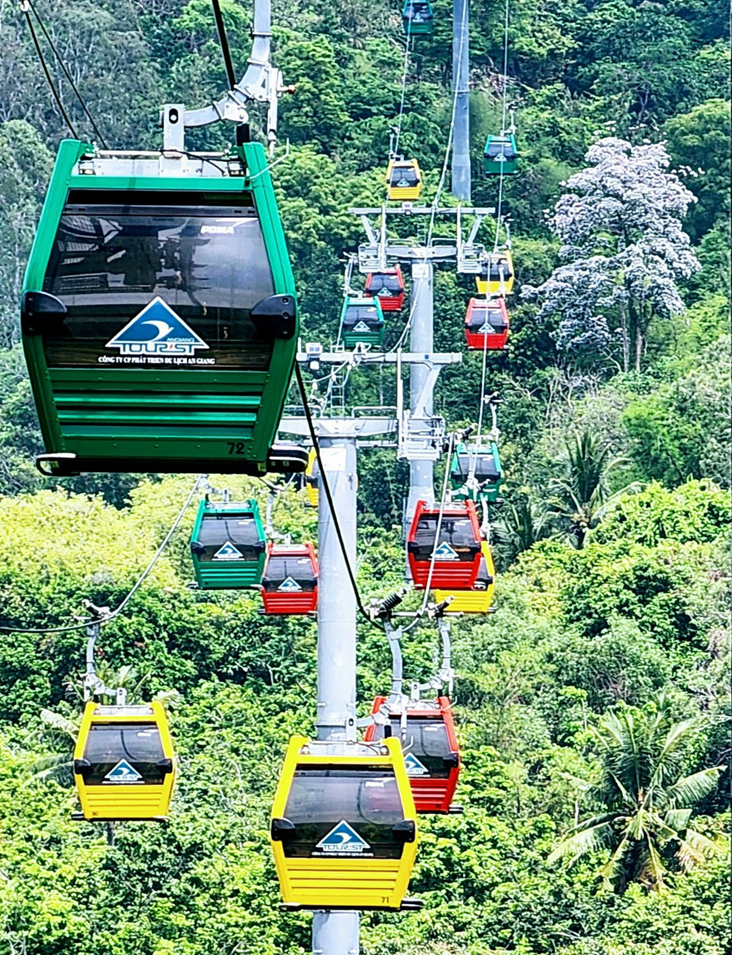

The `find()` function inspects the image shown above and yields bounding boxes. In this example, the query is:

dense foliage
[0,0,728,951]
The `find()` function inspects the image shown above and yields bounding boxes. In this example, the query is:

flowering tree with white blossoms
[524,138,700,372]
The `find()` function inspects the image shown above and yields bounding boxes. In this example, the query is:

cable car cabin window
[411,514,479,561]
[452,454,499,481]
[468,307,507,332]
[282,766,405,859]
[263,556,317,592]
[343,306,382,327]
[372,717,453,777]
[367,274,403,294]
[82,722,165,785]
[404,0,433,19]
[390,166,419,186]
[197,513,263,561]
[485,138,517,161]
[41,191,275,370]
[488,259,513,281]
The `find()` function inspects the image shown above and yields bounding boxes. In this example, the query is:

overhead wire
[24,0,108,146]
[210,0,237,90]
[493,0,511,252]
[21,1,78,140]
[294,364,381,629]
[0,475,205,634]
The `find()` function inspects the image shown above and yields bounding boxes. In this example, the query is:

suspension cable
[404,431,455,632]
[494,0,511,251]
[426,0,469,249]
[210,0,237,90]
[0,475,204,634]
[393,21,413,161]
[294,364,380,628]
[21,2,78,139]
[26,0,108,147]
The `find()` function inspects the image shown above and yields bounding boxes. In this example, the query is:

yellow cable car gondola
[386,159,423,201]
[304,447,319,508]
[476,251,514,296]
[270,735,419,910]
[433,542,496,613]
[73,700,176,821]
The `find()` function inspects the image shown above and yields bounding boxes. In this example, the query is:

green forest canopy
[0,0,729,951]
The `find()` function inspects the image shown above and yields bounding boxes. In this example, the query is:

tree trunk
[635,324,643,372]
[619,304,629,373]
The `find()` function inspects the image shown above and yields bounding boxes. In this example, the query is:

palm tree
[548,695,725,892]
[548,429,640,547]
[492,495,553,563]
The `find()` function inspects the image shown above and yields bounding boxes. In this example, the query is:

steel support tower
[451,0,471,200]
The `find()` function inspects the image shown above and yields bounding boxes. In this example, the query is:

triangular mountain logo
[404,752,430,776]
[316,820,370,854]
[478,321,495,334]
[397,178,410,188]
[433,542,458,560]
[106,298,209,356]
[213,540,244,561]
[277,576,303,593]
[104,759,143,784]
[352,321,371,333]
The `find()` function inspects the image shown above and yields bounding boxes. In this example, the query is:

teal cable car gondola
[21,140,305,477]
[483,135,518,175]
[340,297,385,349]
[450,441,503,503]
[190,498,266,589]
[402,0,434,35]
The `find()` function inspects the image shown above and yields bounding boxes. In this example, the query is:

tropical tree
[523,138,700,372]
[492,494,553,563]
[548,429,639,547]
[548,695,725,892]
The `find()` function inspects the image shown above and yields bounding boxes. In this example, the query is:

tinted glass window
[489,258,513,281]
[282,766,406,859]
[391,166,419,185]
[344,305,382,326]
[368,274,402,294]
[371,716,454,776]
[413,514,477,548]
[83,722,165,784]
[40,192,276,370]
[452,453,500,482]
[486,139,516,160]
[468,306,506,331]
[263,555,317,591]
[197,512,263,560]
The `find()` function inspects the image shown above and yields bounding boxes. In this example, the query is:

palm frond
[40,708,79,740]
[663,767,726,808]
[547,815,617,866]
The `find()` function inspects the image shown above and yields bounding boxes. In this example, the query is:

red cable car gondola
[364,697,461,814]
[407,500,482,590]
[261,543,318,614]
[464,297,509,350]
[364,267,406,312]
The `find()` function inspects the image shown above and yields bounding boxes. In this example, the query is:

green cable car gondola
[21,140,305,477]
[483,134,518,175]
[190,498,266,589]
[402,0,434,35]
[450,441,503,503]
[340,296,385,349]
